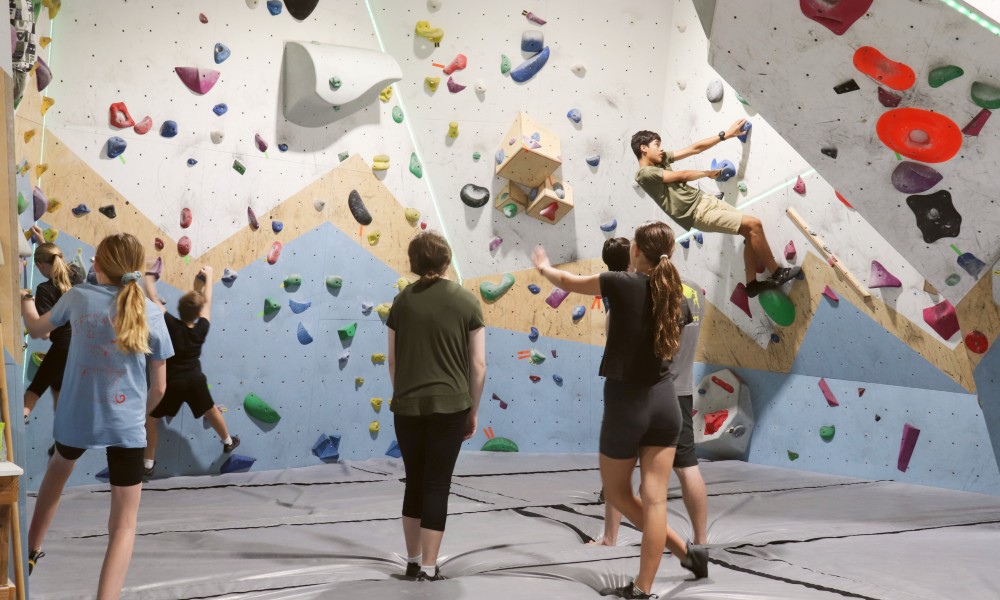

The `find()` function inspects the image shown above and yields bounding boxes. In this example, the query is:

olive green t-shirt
[386,278,485,416]
[634,150,705,231]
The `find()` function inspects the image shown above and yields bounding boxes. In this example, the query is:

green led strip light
[938,0,1000,35]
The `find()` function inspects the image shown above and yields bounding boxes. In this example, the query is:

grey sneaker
[681,544,709,579]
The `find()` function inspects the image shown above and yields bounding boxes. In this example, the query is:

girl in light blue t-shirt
[21,233,172,599]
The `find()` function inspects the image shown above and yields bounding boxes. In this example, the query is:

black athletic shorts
[600,377,682,460]
[55,443,144,487]
[27,345,69,397]
[674,395,698,469]
[149,374,215,419]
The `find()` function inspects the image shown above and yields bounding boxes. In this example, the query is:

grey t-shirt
[667,280,704,396]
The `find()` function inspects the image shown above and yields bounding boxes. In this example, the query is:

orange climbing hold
[876,108,962,164]
[835,191,854,209]
[853,47,915,91]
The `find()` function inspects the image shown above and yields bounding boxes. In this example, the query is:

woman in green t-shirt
[386,231,486,582]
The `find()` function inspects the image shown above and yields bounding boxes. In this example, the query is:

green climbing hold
[758,289,795,327]
[500,54,512,75]
[472,151,481,161]
[482,437,519,452]
[409,152,423,178]
[263,297,281,315]
[480,273,515,302]
[971,81,1000,109]
[233,159,246,175]
[283,274,303,288]
[738,181,748,193]
[529,349,546,365]
[928,65,963,88]
[244,392,281,424]
[735,91,749,105]
[326,276,343,289]
[820,425,836,442]
[502,203,518,218]
[338,151,349,162]
[338,322,357,340]
[392,106,404,123]
[329,76,342,90]
[17,191,28,215]
[787,450,800,461]
[945,273,961,286]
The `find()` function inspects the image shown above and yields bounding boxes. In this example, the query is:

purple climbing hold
[572,305,586,320]
[510,46,550,83]
[495,149,505,164]
[278,143,289,152]
[255,133,268,153]
[897,423,920,472]
[187,158,197,166]
[711,158,736,181]
[906,190,961,243]
[528,284,541,294]
[523,10,546,25]
[489,236,503,252]
[175,67,220,95]
[962,108,991,136]
[546,287,569,308]
[106,136,127,158]
[213,103,228,116]
[71,203,90,217]
[247,207,260,230]
[214,43,231,64]
[32,187,48,221]
[737,121,752,143]
[220,454,256,474]
[447,76,466,93]
[868,260,902,288]
[34,56,52,92]
[878,87,902,108]
[266,0,282,15]
[160,120,178,137]
[891,162,942,194]
[272,220,284,233]
[529,326,539,342]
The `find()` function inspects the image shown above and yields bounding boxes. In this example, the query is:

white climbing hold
[474,79,487,93]
[211,131,224,144]
[677,23,687,32]
[313,199,326,211]
[707,79,724,103]
[427,0,441,9]
[571,63,586,77]
[677,79,687,90]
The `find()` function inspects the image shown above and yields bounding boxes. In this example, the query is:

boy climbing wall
[631,121,799,297]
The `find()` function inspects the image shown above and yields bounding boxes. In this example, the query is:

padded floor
[25,454,1000,599]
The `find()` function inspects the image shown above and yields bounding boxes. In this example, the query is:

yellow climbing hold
[35,164,48,178]
[369,420,380,434]
[404,208,420,226]
[24,129,36,143]
[371,398,383,413]
[367,230,381,246]
[39,37,52,48]
[41,96,55,116]
[375,302,392,318]
[425,77,441,93]
[41,0,61,19]
[447,121,459,138]
[396,277,410,291]
[31,352,45,366]
[371,353,386,365]
[45,199,60,213]
[415,20,444,45]
[379,85,393,103]
[42,228,58,243]
[19,163,30,176]
[355,377,365,386]
[372,154,390,171]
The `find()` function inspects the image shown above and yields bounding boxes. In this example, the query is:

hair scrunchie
[120,271,142,284]
[659,254,671,261]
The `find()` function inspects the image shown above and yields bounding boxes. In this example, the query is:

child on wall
[21,233,173,598]
[632,121,800,297]
[142,265,239,478]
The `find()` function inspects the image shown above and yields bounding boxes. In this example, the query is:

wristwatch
[718,131,726,141]
[21,291,33,300]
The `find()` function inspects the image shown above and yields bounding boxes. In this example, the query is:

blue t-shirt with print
[47,283,174,449]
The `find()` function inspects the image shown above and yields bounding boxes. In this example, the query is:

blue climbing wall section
[974,339,1000,482]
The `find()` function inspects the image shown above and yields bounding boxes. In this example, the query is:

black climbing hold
[348,189,372,226]
[460,183,490,208]
[833,79,860,94]
[821,147,838,159]
[875,414,881,422]
[98,205,117,219]
[285,0,319,20]
[906,190,961,243]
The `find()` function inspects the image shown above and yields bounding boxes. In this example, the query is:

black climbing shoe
[223,435,241,453]
[46,444,55,459]
[681,544,709,579]
[28,549,44,575]
[613,582,657,599]
[142,462,155,479]
[405,562,421,579]
[417,568,446,581]
[745,279,775,298]
[768,266,802,286]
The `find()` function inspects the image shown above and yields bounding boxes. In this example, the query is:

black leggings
[55,443,144,487]
[394,409,469,532]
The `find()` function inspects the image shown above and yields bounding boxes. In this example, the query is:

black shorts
[600,378,682,460]
[27,345,69,397]
[55,443,144,487]
[674,395,698,469]
[149,374,215,419]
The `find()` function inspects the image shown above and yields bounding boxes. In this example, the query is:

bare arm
[387,327,396,389]
[671,118,747,161]
[198,266,213,321]
[147,359,167,413]
[20,292,56,338]
[465,326,486,441]
[661,169,720,184]
[531,246,602,296]
[143,274,166,314]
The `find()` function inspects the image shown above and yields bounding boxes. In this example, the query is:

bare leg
[420,528,446,566]
[202,406,230,441]
[143,417,159,463]
[23,390,39,419]
[739,215,779,275]
[588,502,622,546]
[402,515,421,558]
[96,483,142,600]
[742,240,757,284]
[674,466,708,545]
[28,452,76,551]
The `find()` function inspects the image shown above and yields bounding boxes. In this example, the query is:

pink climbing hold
[868,260,901,288]
[255,133,268,152]
[818,378,839,407]
[784,241,796,261]
[199,12,208,23]
[730,283,752,318]
[793,176,806,195]
[922,299,959,340]
[109,102,134,128]
[267,241,282,265]
[446,76,466,93]
[154,237,165,251]
[133,116,153,135]
[177,236,192,257]
[704,409,729,435]
[822,285,839,303]
[175,67,221,95]
[897,423,921,472]
[962,108,991,136]
[523,10,546,25]
[442,54,467,75]
[799,0,873,36]
[180,207,193,228]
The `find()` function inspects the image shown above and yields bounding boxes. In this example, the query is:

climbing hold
[800,0,873,35]
[818,378,839,407]
[447,121,459,138]
[510,46,550,83]
[446,77,466,93]
[415,20,444,46]
[552,374,563,386]
[906,190,961,243]
[491,393,509,410]
[854,46,915,90]
[528,284,541,294]
[738,181,748,193]
[703,409,729,435]
[897,423,921,472]
[187,158,198,166]
[282,274,302,289]
[348,190,373,226]
[404,208,421,227]
[34,56,52,92]
[154,238,164,251]
[523,10,546,25]
[40,96,55,116]
[367,231,381,246]
[372,155,390,170]
[460,183,490,208]
[528,326,539,342]
[922,299,959,340]
[284,0,319,20]
[212,131,225,144]
[971,81,1000,109]
[35,164,48,178]
[174,67,220,95]
[245,392,281,423]
[42,228,58,243]
[480,273,515,302]
[600,219,617,233]
[793,176,806,194]
[876,107,962,163]
[296,322,314,345]
[180,207,193,228]
[214,43,231,64]
[375,303,392,319]
[784,241,796,261]
[500,54,512,75]
[876,87,902,108]
[356,377,366,387]
[289,299,311,314]
[267,241,282,265]
[962,108,991,136]
[328,76,342,90]
[272,220,284,233]
[737,121,752,143]
[571,63,586,77]
[759,289,795,326]
[833,79,860,94]
[711,158,736,182]
[529,375,541,382]
[443,54,467,75]
[313,199,326,211]
[338,322,357,340]
[502,203,518,218]
[472,152,481,161]
[528,349,546,365]
[255,133,268,153]
[71,204,90,217]
[30,187,47,221]
[425,76,441,92]
[247,207,260,230]
[392,106,404,124]
[546,288,569,309]
[495,149,505,165]
[221,269,238,284]
[821,147,838,159]
[481,437,519,452]
[819,425,836,442]
[571,305,586,320]
[220,454,256,474]
[729,283,752,318]
[263,297,281,315]
[521,30,544,53]
[379,85,393,103]
[338,351,350,365]
[566,108,581,124]
[24,129,35,143]
[822,285,839,303]
[474,79,487,94]
[891,162,943,194]
[929,65,964,88]
[325,276,343,290]
[266,0,283,14]
[868,260,902,288]
[952,245,986,278]
[787,450,800,461]
[706,79,724,103]
[488,236,503,252]
[106,136,127,159]
[770,333,781,344]
[199,12,208,23]
[371,353,386,365]
[312,433,341,461]
[586,154,601,167]
[233,159,248,176]
[109,102,134,128]
[370,397,383,413]
[834,191,854,209]
[679,238,691,249]
[159,120,178,138]
[966,330,989,354]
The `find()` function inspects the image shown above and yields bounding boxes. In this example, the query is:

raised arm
[142,273,166,314]
[531,246,602,296]
[197,265,213,321]
[20,290,56,338]
[671,118,747,161]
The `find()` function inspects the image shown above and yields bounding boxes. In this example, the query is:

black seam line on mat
[454,466,601,478]
[451,480,531,503]
[86,477,394,494]
[709,555,880,600]
[701,480,888,499]
[513,507,596,543]
[546,503,642,533]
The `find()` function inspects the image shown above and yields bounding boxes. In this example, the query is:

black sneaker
[417,567,446,581]
[768,266,802,286]
[28,549,44,575]
[24,415,29,426]
[143,462,155,478]
[745,279,775,298]
[681,544,709,579]
[223,435,241,453]
[405,562,421,579]
[612,582,656,599]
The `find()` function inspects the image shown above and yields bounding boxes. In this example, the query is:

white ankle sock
[421,564,436,573]
[143,459,154,469]
[223,436,233,446]
[406,554,421,564]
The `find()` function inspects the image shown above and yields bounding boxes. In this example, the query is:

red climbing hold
[154,237,164,251]
[704,409,729,435]
[199,12,208,23]
[180,207,193,228]
[133,116,153,135]
[818,378,839,407]
[730,283,752,318]
[175,67,221,95]
[853,47,915,91]
[965,330,989,354]
[922,299,959,341]
[877,87,902,108]
[267,241,282,265]
[442,54,467,75]
[177,236,192,257]
[109,102,134,128]
[539,202,559,221]
[962,108,991,137]
[799,0,873,36]
[529,375,541,382]
[876,108,963,164]
[711,375,734,394]
[834,191,854,209]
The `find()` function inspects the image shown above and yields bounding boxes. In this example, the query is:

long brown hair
[34,243,72,294]
[95,233,150,354]
[634,221,683,360]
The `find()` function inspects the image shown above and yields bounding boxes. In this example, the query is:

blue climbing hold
[272,220,284,233]
[214,43,231,64]
[160,120,178,138]
[213,103,228,116]
[737,121,752,143]
[529,187,539,201]
[187,158,197,166]
[711,158,736,182]
[221,454,256,474]
[693,232,704,244]
[266,0,282,15]
[553,374,563,385]
[586,154,601,167]
[221,269,238,284]
[496,149,505,164]
[566,108,582,123]
[510,46,550,83]
[531,132,541,141]
[600,219,617,233]
[521,30,544,53]
[297,322,314,345]
[386,439,402,458]
[572,305,586,320]
[278,143,288,152]
[679,237,691,249]
[289,299,312,314]
[106,136,127,158]
[312,433,341,461]
[95,467,110,480]
[71,203,90,216]
[528,284,541,294]
[529,326,539,342]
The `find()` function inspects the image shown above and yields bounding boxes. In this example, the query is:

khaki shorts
[692,196,744,234]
